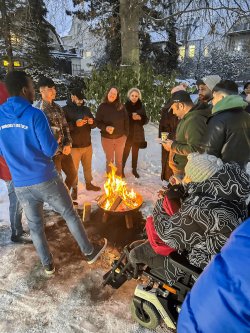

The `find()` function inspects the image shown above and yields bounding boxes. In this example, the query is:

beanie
[185,153,223,183]
[202,75,221,91]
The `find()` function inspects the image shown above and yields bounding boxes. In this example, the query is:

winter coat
[96,102,129,139]
[159,104,179,180]
[202,95,250,167]
[169,103,211,176]
[153,163,250,284]
[125,99,148,147]
[178,218,250,333]
[0,156,11,181]
[0,97,58,187]
[63,100,96,148]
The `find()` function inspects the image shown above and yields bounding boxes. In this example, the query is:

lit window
[179,46,185,59]
[3,60,9,67]
[85,51,92,58]
[189,45,195,58]
[14,61,21,67]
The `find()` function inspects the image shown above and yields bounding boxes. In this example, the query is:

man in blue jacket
[0,71,106,274]
[178,218,250,333]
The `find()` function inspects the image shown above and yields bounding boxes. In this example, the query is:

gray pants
[71,145,93,184]
[101,135,126,176]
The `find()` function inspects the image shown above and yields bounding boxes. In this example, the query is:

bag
[146,215,175,256]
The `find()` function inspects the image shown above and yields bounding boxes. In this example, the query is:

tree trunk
[0,0,14,71]
[119,0,142,67]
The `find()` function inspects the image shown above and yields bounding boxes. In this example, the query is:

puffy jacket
[63,100,96,148]
[202,95,250,167]
[178,218,250,333]
[0,97,58,187]
[169,104,211,175]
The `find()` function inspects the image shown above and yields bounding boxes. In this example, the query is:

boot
[71,187,78,201]
[86,183,101,191]
[132,168,140,178]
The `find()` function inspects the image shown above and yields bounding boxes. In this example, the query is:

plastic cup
[161,132,169,142]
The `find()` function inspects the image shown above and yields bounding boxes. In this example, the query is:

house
[61,16,106,73]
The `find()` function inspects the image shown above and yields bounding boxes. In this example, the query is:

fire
[98,163,143,211]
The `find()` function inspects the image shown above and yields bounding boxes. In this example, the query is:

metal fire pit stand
[102,211,134,229]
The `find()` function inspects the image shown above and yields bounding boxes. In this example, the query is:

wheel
[130,298,161,330]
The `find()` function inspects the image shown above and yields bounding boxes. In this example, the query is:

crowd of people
[1,69,250,329]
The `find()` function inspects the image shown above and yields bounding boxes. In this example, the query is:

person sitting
[129,153,250,285]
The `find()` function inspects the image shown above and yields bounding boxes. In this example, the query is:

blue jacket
[177,218,250,333]
[0,96,58,187]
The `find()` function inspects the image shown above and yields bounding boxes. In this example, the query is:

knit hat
[184,153,223,183]
[202,75,221,91]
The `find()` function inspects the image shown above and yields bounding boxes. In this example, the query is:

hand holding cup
[106,126,114,134]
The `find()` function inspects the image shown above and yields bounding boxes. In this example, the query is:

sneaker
[132,169,140,178]
[86,238,107,264]
[86,183,101,192]
[71,187,78,201]
[44,263,55,275]
[11,232,33,244]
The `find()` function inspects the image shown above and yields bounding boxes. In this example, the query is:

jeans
[101,136,127,176]
[15,176,93,266]
[71,145,93,184]
[53,153,77,190]
[122,139,140,170]
[6,180,23,237]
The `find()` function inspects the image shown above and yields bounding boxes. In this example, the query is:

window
[85,51,92,58]
[179,46,185,60]
[189,45,195,58]
[204,46,209,57]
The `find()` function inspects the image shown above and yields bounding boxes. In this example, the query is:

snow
[0,123,172,333]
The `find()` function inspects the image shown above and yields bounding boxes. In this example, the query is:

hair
[244,82,250,90]
[127,87,142,100]
[196,79,205,87]
[5,70,30,96]
[70,87,85,100]
[212,80,238,95]
[37,76,55,89]
[102,86,122,110]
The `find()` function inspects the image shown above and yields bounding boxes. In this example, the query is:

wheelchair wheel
[130,298,161,330]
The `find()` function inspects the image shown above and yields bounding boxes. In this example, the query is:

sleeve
[171,116,207,156]
[201,118,225,157]
[139,105,149,126]
[34,110,58,158]
[59,107,72,147]
[123,107,129,136]
[95,105,107,131]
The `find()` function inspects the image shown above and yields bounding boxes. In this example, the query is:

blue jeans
[15,176,93,266]
[6,180,23,237]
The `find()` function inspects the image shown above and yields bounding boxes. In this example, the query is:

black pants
[122,139,139,170]
[53,153,77,191]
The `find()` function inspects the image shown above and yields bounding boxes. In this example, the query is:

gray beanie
[185,153,224,183]
[202,75,221,91]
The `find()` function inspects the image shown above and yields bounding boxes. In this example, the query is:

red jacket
[0,82,12,180]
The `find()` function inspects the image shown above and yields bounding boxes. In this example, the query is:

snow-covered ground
[0,124,173,333]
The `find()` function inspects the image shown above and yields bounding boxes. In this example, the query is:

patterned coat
[153,163,250,280]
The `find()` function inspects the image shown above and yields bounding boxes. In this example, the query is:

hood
[66,99,84,108]
[0,96,31,120]
[187,163,250,201]
[212,95,248,114]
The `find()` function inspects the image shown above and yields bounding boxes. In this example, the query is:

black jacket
[125,99,148,146]
[202,107,250,167]
[96,102,129,139]
[63,100,95,148]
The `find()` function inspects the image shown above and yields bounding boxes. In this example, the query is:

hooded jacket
[153,163,250,284]
[169,103,211,175]
[178,218,250,333]
[202,95,250,167]
[63,100,96,148]
[0,96,58,187]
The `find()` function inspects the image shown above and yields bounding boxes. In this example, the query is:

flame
[100,163,142,211]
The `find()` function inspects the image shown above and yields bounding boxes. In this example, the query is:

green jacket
[169,103,211,175]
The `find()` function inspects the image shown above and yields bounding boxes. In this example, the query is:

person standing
[96,87,129,177]
[0,71,106,274]
[37,77,77,192]
[122,88,148,178]
[63,88,101,200]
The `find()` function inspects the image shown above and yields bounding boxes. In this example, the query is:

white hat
[185,153,224,183]
[202,75,221,91]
